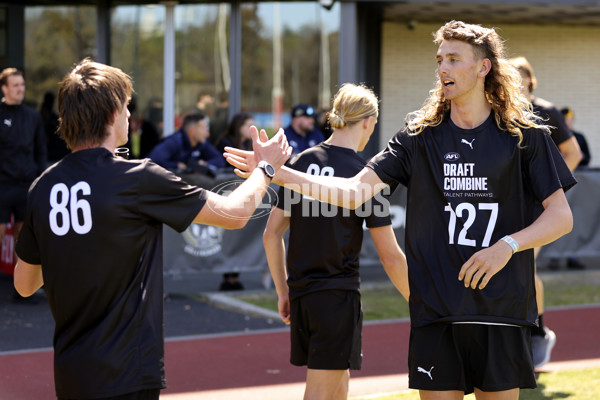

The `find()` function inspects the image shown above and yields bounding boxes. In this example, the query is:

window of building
[22,2,340,153]
[24,6,96,108]
[241,2,340,131]
[112,5,165,149]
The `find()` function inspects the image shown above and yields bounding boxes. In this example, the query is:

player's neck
[450,99,492,130]
[71,143,104,153]
[324,128,359,152]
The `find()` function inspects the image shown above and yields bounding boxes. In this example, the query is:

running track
[1,305,599,399]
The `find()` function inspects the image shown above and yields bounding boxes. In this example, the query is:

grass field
[234,270,600,321]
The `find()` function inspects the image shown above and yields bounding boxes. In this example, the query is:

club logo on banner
[182,224,225,257]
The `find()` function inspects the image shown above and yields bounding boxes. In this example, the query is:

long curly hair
[406,21,547,144]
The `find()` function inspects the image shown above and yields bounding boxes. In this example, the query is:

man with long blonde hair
[226,21,576,400]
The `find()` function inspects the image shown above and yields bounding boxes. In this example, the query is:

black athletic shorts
[408,323,536,394]
[0,180,31,223]
[58,388,160,400]
[290,290,362,370]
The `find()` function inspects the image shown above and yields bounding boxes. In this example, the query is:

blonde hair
[0,68,23,87]
[58,58,133,149]
[406,20,546,144]
[508,56,537,93]
[328,83,378,130]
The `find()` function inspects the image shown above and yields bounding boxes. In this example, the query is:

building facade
[2,1,598,164]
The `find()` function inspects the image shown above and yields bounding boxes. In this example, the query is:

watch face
[265,163,275,177]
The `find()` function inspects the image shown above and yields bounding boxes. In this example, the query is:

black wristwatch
[257,160,275,180]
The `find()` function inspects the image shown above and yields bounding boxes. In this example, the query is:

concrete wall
[380,22,599,167]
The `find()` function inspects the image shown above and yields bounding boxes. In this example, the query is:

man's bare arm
[558,136,583,172]
[460,188,573,290]
[225,145,387,209]
[369,225,410,301]
[14,259,43,297]
[194,126,291,229]
[263,207,291,324]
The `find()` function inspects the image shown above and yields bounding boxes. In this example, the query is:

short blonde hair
[328,83,378,130]
[0,68,23,87]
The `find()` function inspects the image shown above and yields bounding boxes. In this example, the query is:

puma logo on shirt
[461,138,475,149]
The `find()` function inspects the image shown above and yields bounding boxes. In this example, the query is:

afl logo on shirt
[444,152,460,162]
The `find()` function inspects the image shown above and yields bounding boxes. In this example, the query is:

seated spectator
[148,112,225,176]
[284,104,325,155]
[216,112,254,155]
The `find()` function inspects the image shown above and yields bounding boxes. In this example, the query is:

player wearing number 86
[13,59,291,400]
[226,20,575,399]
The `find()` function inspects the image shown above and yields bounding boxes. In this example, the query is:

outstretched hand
[224,126,292,179]
[224,147,255,179]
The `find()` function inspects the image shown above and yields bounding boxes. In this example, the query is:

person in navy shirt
[148,112,225,175]
[283,104,325,155]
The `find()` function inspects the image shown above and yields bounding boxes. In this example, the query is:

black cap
[291,104,315,118]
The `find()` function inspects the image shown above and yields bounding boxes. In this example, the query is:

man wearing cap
[284,104,325,155]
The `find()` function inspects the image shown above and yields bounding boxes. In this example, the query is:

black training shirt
[277,143,391,300]
[16,148,206,398]
[532,97,572,147]
[367,112,575,328]
[0,102,46,182]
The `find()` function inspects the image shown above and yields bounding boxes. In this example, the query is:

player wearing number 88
[263,83,410,400]
[13,59,291,400]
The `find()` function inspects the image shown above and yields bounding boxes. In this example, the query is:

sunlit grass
[235,270,600,321]
[350,367,600,399]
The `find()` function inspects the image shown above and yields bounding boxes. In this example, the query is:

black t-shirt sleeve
[138,161,207,232]
[15,195,41,264]
[546,106,572,147]
[362,194,392,228]
[367,128,412,188]
[522,129,576,203]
